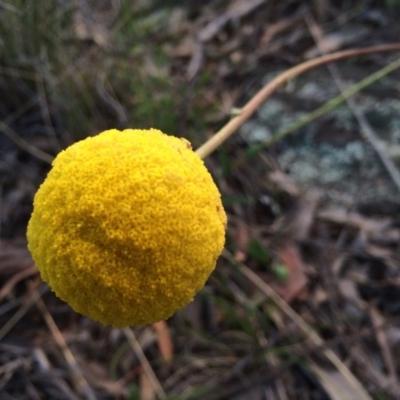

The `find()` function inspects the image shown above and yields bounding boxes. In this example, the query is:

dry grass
[1,1,400,399]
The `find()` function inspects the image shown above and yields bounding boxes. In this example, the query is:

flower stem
[195,43,400,159]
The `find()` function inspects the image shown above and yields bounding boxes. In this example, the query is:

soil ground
[1,1,400,399]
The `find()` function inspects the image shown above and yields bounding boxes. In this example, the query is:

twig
[195,43,400,159]
[239,55,400,163]
[0,265,37,302]
[0,119,54,164]
[305,13,400,192]
[122,327,166,399]
[351,344,400,398]
[0,289,41,341]
[223,250,373,400]
[369,306,400,394]
[36,296,97,400]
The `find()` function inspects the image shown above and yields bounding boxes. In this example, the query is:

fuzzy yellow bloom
[27,128,226,327]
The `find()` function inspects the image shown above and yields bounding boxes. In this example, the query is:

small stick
[36,296,97,400]
[122,327,166,399]
[305,14,400,192]
[236,55,400,165]
[0,289,42,341]
[195,43,400,159]
[0,265,37,302]
[224,250,373,400]
[0,120,54,164]
[369,306,400,394]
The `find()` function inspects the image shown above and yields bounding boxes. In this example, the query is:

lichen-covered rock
[27,128,226,327]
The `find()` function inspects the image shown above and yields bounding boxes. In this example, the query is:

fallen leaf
[139,370,156,400]
[276,244,308,303]
[307,360,373,400]
[152,321,173,363]
[304,26,371,59]
[268,170,300,197]
[234,221,249,262]
[260,17,293,46]
[198,0,265,42]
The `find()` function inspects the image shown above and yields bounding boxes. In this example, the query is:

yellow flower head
[27,128,226,327]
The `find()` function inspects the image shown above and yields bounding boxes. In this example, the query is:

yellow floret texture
[27,128,226,327]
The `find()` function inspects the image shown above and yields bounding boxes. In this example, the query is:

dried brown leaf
[260,17,293,46]
[317,210,391,238]
[234,221,249,262]
[304,26,371,59]
[140,370,156,400]
[308,360,373,400]
[276,244,308,303]
[198,0,265,42]
[268,170,300,197]
[292,192,319,241]
[369,306,400,393]
[152,321,173,363]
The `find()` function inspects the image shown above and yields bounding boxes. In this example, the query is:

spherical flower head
[27,128,226,327]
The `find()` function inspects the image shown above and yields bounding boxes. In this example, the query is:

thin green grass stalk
[242,57,400,162]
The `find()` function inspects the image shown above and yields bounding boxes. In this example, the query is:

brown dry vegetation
[1,1,400,399]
